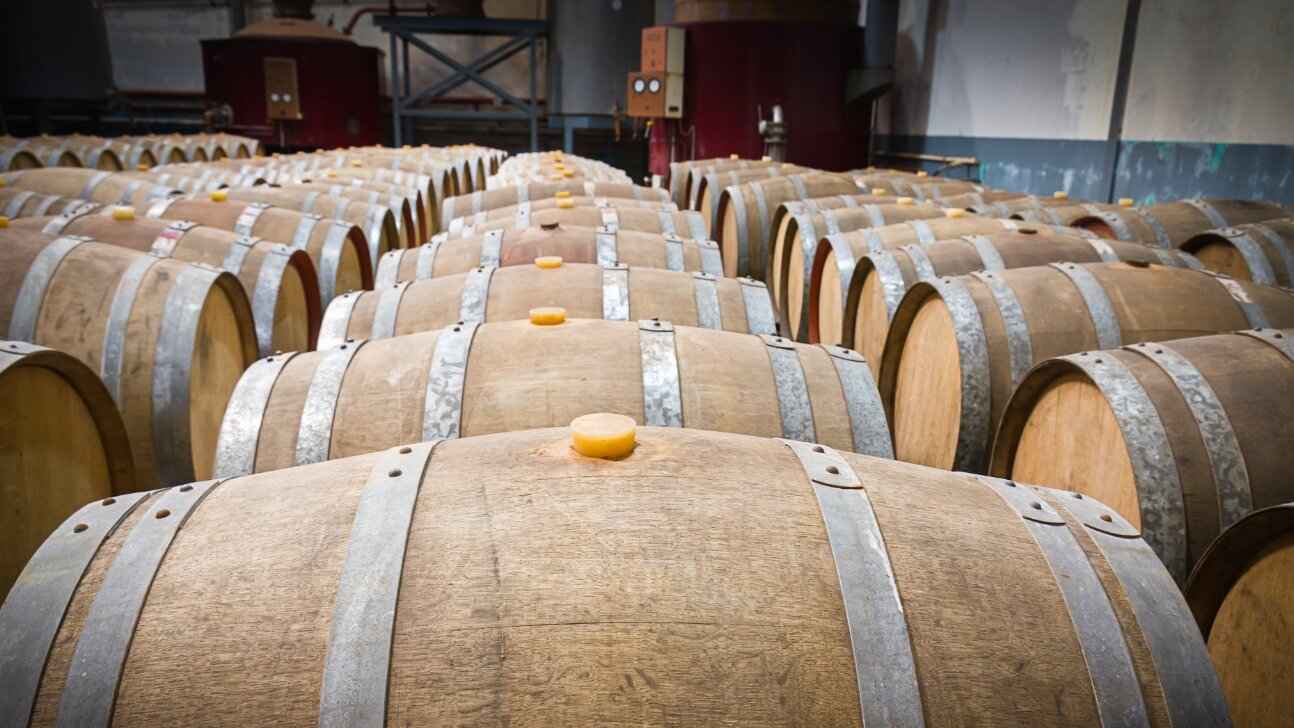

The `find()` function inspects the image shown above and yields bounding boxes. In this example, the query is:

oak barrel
[880,262,1294,475]
[320,261,776,347]
[279,181,422,246]
[668,156,763,207]
[0,188,98,220]
[220,185,401,265]
[776,201,948,340]
[0,424,1228,726]
[214,318,892,476]
[443,205,709,242]
[12,211,321,356]
[1075,198,1292,248]
[0,228,259,487]
[376,224,724,284]
[1186,502,1294,728]
[442,182,670,230]
[1180,218,1294,287]
[0,340,134,601]
[695,164,804,234]
[768,194,909,296]
[992,328,1294,584]
[682,158,776,210]
[715,173,861,279]
[144,195,373,304]
[447,197,679,237]
[819,229,1199,365]
[0,168,179,209]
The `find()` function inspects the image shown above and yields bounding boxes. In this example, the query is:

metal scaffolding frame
[374,15,547,151]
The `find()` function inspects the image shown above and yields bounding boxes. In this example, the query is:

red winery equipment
[202,18,382,150]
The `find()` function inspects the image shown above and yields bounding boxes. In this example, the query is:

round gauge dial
[633,78,646,94]
[648,78,662,94]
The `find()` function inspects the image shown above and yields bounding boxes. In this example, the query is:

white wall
[890,0,1294,146]
[891,0,1124,140]
[1122,0,1294,145]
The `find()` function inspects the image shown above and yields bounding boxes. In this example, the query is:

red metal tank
[201,18,382,150]
[650,20,866,177]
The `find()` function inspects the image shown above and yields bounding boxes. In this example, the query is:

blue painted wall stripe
[876,135,1294,205]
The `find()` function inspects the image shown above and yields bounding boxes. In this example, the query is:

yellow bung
[111,206,136,221]
[555,190,572,198]
[1119,198,1134,207]
[916,170,928,177]
[570,413,637,460]
[872,188,889,196]
[896,197,914,205]
[945,207,967,218]
[0,216,8,228]
[210,189,229,202]
[557,198,575,209]
[529,306,566,325]
[1053,190,1069,199]
[535,256,563,269]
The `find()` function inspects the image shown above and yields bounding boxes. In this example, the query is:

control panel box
[627,71,683,119]
[263,57,303,121]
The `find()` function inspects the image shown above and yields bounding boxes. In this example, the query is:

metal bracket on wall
[373,15,547,151]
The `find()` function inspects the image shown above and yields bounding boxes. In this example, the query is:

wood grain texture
[12,425,1218,726]
[995,331,1294,574]
[0,229,256,487]
[237,319,878,474]
[882,262,1294,472]
[338,263,754,340]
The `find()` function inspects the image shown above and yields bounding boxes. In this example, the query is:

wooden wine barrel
[1187,502,1294,728]
[122,137,190,165]
[1018,202,1124,227]
[0,228,258,487]
[21,140,123,171]
[1,146,44,171]
[668,156,755,207]
[318,155,460,201]
[716,173,861,279]
[0,168,179,209]
[296,174,430,243]
[696,165,804,234]
[972,193,1087,218]
[144,195,372,305]
[1180,219,1294,287]
[321,261,776,347]
[0,188,98,220]
[929,190,1028,210]
[776,201,948,341]
[279,182,422,246]
[891,180,985,201]
[0,422,1230,726]
[444,205,709,242]
[1075,198,1292,248]
[377,224,724,285]
[0,340,134,601]
[78,136,158,170]
[216,317,890,476]
[991,328,1294,584]
[880,262,1294,476]
[316,166,453,232]
[141,168,264,192]
[850,171,925,195]
[16,211,321,356]
[768,197,957,315]
[220,186,401,265]
[820,230,1200,365]
[680,158,775,210]
[442,182,669,229]
[447,197,680,237]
